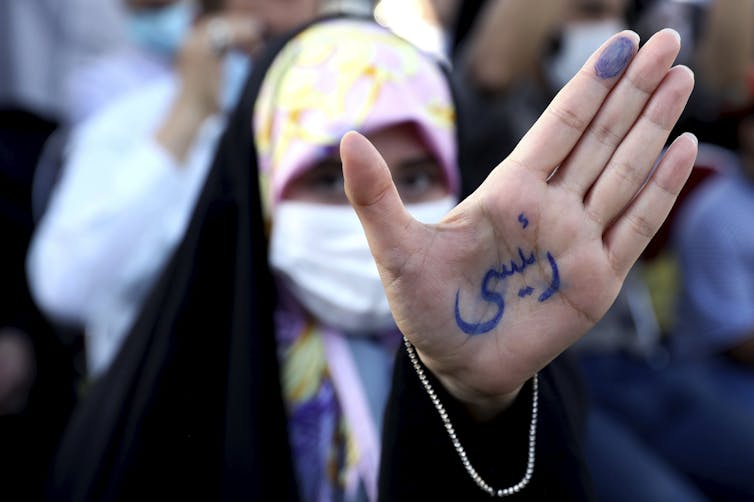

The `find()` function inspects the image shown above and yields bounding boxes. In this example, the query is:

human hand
[175,14,264,115]
[158,14,263,162]
[340,29,696,419]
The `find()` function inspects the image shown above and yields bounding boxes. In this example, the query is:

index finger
[509,31,640,177]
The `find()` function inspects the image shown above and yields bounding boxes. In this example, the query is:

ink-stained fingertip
[595,32,638,79]
[609,30,640,50]
[617,29,640,45]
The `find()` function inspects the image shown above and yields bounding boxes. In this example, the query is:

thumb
[341,131,415,273]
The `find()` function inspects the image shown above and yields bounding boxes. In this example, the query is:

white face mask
[269,196,457,334]
[547,19,626,89]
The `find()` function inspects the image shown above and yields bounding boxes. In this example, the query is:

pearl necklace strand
[403,337,539,497]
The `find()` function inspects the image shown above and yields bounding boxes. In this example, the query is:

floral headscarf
[254,18,458,213]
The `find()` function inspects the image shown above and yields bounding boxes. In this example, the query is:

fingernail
[684,132,698,146]
[663,28,681,43]
[594,36,635,79]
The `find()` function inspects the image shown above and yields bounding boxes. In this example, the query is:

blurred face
[224,0,320,36]
[283,123,450,205]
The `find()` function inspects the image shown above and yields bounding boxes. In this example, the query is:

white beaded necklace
[403,337,539,497]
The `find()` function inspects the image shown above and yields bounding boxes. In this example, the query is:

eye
[393,159,446,203]
[307,162,344,192]
[282,158,348,204]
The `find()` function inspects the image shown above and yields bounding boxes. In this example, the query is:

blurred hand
[175,14,264,115]
[158,14,263,162]
[341,29,696,418]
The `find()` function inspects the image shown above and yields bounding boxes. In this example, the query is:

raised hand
[340,29,696,417]
[157,15,263,163]
[175,14,264,114]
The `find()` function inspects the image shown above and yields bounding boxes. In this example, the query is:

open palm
[341,29,696,412]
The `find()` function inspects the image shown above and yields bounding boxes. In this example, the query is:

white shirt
[27,74,226,376]
[64,47,170,125]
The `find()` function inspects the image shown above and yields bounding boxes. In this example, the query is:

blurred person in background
[576,262,754,501]
[65,0,353,124]
[672,103,754,420]
[27,0,325,379]
[0,0,119,499]
[63,0,172,125]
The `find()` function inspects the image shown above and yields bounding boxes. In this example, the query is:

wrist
[173,88,217,123]
[434,371,523,422]
[415,348,523,421]
[154,93,214,163]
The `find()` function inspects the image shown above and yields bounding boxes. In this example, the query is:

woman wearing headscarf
[253,19,459,500]
[48,15,697,502]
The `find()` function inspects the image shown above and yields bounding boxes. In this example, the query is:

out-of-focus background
[3,0,754,500]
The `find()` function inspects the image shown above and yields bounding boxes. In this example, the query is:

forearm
[695,0,754,105]
[460,0,566,93]
[154,92,215,164]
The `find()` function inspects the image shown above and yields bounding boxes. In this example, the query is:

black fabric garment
[380,347,594,501]
[48,34,299,502]
[0,109,77,502]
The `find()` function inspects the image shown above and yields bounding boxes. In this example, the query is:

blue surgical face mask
[220,51,252,111]
[128,1,196,59]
